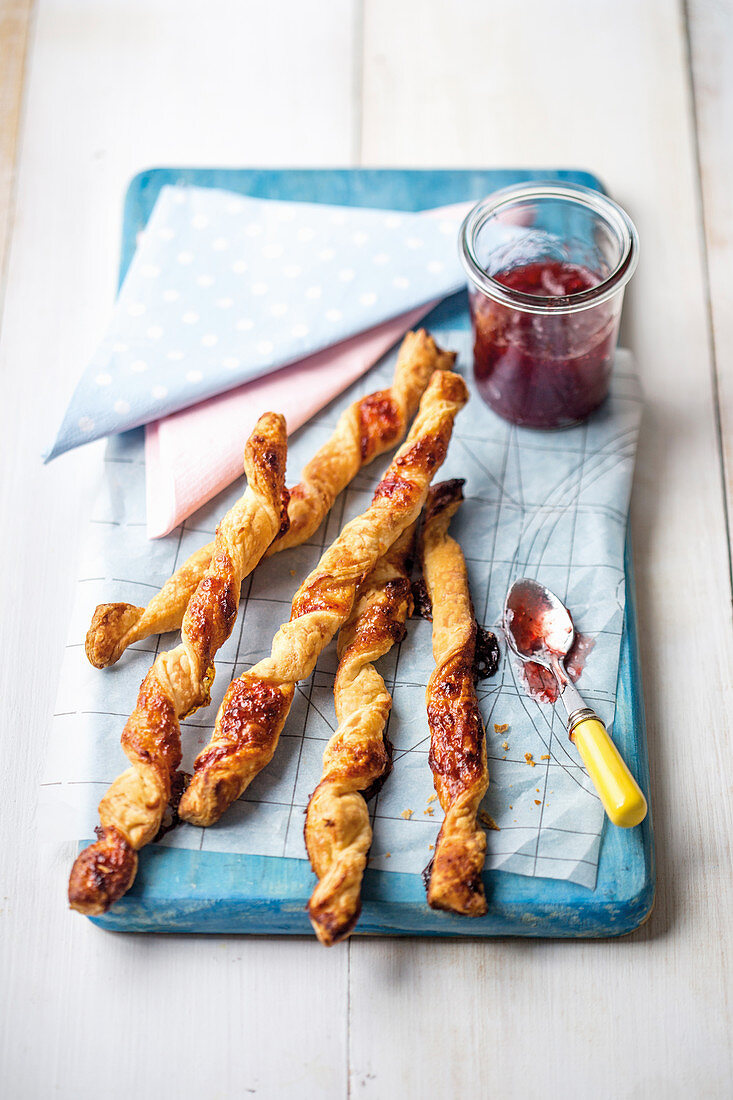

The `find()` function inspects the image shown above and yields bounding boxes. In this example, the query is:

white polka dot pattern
[48,184,467,459]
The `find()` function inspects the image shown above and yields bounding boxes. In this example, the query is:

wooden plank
[688,0,733,560]
[352,1,733,1096]
[0,2,358,1097]
[0,0,34,293]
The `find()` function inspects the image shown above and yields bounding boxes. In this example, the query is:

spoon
[503,578,647,828]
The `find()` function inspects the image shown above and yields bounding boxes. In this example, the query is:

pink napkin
[144,201,473,538]
[145,303,436,536]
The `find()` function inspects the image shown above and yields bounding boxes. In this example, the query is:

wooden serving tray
[89,167,654,937]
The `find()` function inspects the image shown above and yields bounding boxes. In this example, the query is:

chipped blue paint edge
[88,168,653,938]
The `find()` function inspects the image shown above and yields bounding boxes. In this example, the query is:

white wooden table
[1,2,731,1096]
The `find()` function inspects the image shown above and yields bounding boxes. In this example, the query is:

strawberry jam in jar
[459,182,638,428]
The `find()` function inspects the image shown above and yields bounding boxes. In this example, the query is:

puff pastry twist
[85,330,456,668]
[178,369,468,827]
[68,413,289,914]
[422,479,489,917]
[305,525,415,946]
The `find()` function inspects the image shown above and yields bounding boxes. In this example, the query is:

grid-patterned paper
[42,330,641,890]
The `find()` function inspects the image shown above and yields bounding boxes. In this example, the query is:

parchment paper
[42,331,642,889]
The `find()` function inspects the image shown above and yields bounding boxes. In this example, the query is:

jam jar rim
[458,180,639,316]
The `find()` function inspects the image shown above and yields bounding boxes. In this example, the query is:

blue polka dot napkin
[47,186,468,461]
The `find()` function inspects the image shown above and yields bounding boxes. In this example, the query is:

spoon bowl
[503,577,575,668]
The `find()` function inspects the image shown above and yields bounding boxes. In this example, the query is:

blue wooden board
[90,168,654,938]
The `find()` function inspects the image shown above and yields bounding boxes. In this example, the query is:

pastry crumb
[384,852,391,859]
[494,723,509,733]
[428,844,434,850]
[427,794,437,804]
[400,809,413,820]
[525,752,536,767]
[423,807,434,816]
[540,753,550,760]
[479,811,500,832]
[534,799,541,805]
[289,569,296,576]
[501,740,509,751]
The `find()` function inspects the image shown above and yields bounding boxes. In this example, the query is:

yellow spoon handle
[571,716,648,828]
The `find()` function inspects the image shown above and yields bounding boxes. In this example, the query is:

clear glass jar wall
[459,182,639,428]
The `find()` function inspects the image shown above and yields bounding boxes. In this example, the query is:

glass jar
[459,181,639,429]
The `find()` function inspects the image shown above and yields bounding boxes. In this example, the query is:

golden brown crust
[304,526,415,946]
[84,544,214,668]
[421,479,490,917]
[85,604,146,669]
[67,826,138,916]
[178,368,468,828]
[277,329,456,553]
[85,330,455,667]
[68,413,289,915]
[185,678,295,821]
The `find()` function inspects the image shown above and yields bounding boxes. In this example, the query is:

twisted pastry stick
[422,479,489,917]
[84,546,214,669]
[305,525,415,946]
[178,369,468,827]
[85,330,456,668]
[68,413,289,914]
